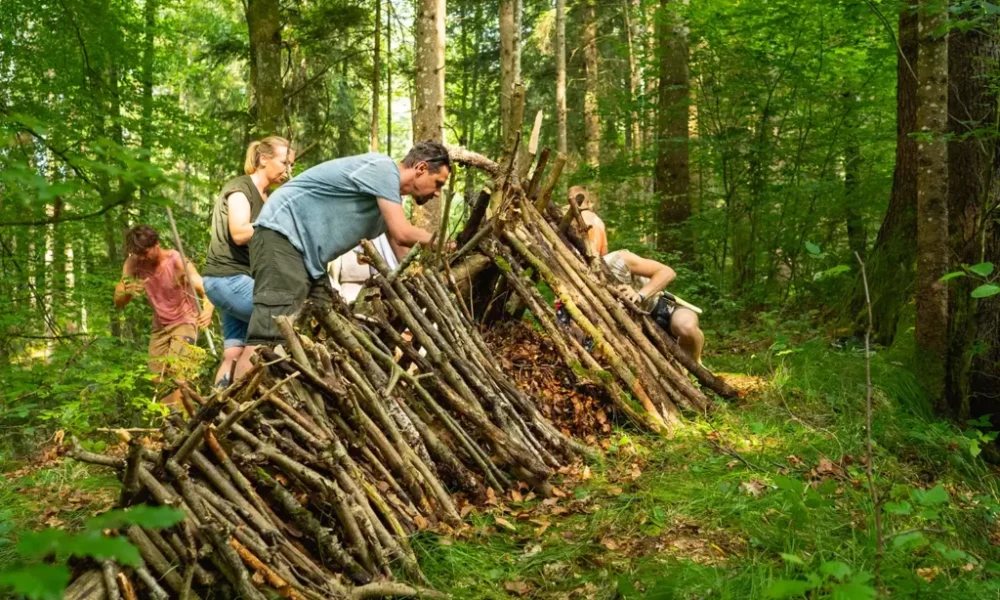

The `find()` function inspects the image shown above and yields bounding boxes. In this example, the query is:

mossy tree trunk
[945,21,1000,419]
[914,0,950,407]
[854,0,918,345]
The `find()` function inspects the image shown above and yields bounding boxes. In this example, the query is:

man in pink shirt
[114,225,213,411]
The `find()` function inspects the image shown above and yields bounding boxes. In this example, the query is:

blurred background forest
[1,0,997,452]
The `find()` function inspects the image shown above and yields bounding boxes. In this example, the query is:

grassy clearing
[2,327,1000,598]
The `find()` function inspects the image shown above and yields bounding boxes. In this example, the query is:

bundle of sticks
[443,124,737,434]
[62,111,735,596]
[65,260,587,599]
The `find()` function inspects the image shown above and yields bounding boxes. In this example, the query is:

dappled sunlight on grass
[413,331,1000,598]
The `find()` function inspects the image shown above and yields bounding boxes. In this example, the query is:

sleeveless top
[604,251,660,310]
[203,175,265,277]
[134,249,197,329]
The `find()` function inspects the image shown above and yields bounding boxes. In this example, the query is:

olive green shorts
[246,227,332,346]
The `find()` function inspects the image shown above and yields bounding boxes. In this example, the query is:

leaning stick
[166,206,217,356]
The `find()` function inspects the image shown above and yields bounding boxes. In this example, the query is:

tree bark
[370,0,381,152]
[386,0,393,155]
[139,0,155,211]
[945,20,1000,419]
[853,1,918,344]
[915,0,950,407]
[582,0,601,170]
[247,0,283,135]
[412,0,446,229]
[654,0,690,257]
[555,0,568,155]
[623,0,642,157]
[500,0,518,144]
[843,108,866,259]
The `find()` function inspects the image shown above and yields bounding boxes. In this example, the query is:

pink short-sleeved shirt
[130,249,197,330]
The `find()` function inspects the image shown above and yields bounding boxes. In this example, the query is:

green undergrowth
[0,460,121,575]
[3,329,1000,598]
[414,332,1000,599]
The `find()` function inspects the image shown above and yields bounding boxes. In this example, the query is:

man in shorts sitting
[114,225,213,411]
[603,249,704,365]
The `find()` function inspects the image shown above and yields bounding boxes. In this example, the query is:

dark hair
[126,225,160,255]
[401,140,451,173]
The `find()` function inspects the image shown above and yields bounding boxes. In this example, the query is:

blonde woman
[203,137,294,387]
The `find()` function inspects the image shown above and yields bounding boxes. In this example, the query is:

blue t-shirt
[255,153,402,279]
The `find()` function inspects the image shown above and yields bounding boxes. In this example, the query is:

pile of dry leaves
[484,321,613,441]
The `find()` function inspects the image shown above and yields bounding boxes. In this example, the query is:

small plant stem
[857,252,884,566]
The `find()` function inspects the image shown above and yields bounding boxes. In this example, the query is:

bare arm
[619,250,675,299]
[226,192,254,246]
[114,258,140,309]
[182,259,214,327]
[377,197,433,247]
[388,236,409,261]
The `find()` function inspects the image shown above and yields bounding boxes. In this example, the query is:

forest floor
[3,318,1000,598]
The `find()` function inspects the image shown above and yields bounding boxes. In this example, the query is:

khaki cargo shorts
[148,322,201,380]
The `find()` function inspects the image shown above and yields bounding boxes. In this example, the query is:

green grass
[413,332,1000,598]
[0,459,120,572]
[3,328,1000,598]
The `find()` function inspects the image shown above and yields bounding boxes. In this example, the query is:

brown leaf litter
[484,321,613,440]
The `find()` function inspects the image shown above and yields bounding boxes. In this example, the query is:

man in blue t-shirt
[246,140,451,345]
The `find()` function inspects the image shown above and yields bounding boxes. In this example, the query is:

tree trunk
[370,0,381,152]
[915,0,950,407]
[945,22,1000,419]
[464,0,484,200]
[555,0,567,155]
[843,107,866,259]
[500,0,517,144]
[653,0,690,257]
[855,0,918,345]
[412,0,446,230]
[139,0,156,212]
[582,0,601,170]
[386,0,392,155]
[623,0,642,157]
[247,0,283,135]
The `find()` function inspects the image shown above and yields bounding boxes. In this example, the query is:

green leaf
[968,414,993,428]
[820,560,852,581]
[17,530,141,566]
[883,501,912,515]
[773,474,805,495]
[780,552,805,566]
[915,485,950,507]
[16,529,71,558]
[86,505,186,531]
[971,284,1000,298]
[0,564,70,600]
[969,439,982,458]
[766,579,815,598]
[831,580,877,600]
[940,271,966,282]
[892,530,927,549]
[814,264,851,281]
[805,242,822,256]
[968,262,995,277]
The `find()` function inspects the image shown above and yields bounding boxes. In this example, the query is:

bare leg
[159,387,185,413]
[214,346,243,385]
[234,346,257,381]
[670,308,705,365]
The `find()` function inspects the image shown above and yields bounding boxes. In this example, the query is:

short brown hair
[126,225,159,255]
[402,140,451,173]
